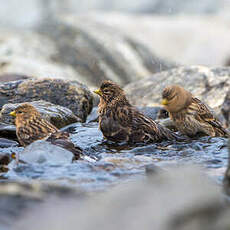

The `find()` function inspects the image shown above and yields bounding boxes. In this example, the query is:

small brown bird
[161,85,229,137]
[10,103,81,159]
[94,80,182,144]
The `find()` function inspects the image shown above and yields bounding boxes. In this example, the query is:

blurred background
[0,0,230,88]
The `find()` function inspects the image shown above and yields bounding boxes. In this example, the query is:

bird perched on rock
[161,85,229,137]
[94,80,182,144]
[10,103,82,159]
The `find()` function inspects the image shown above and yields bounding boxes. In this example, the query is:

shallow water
[1,122,228,191]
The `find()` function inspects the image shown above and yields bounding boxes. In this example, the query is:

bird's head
[161,85,192,113]
[10,103,41,122]
[94,80,127,104]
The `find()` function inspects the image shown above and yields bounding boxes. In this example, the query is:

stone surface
[0,100,81,129]
[125,66,230,124]
[0,78,93,123]
[0,180,85,229]
[0,138,18,148]
[2,12,229,85]
[221,90,230,128]
[138,106,163,121]
[20,140,74,164]
[0,30,81,81]
[0,16,175,88]
[36,15,175,87]
[14,166,230,230]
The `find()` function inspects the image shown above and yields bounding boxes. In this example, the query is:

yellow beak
[9,111,16,117]
[93,89,103,96]
[161,99,169,105]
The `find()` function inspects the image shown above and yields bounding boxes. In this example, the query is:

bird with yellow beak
[93,80,183,143]
[161,85,229,137]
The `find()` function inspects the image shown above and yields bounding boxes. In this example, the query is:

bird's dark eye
[103,89,109,93]
[17,111,23,114]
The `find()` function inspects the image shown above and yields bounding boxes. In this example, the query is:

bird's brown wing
[192,98,229,137]
[130,109,181,142]
[46,131,82,160]
[38,119,59,133]
[17,126,48,146]
[116,106,180,142]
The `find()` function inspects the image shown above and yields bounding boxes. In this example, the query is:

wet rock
[0,180,85,229]
[0,100,81,129]
[15,166,230,230]
[86,107,99,123]
[221,90,230,128]
[0,138,18,148]
[0,78,93,122]
[20,140,75,164]
[125,66,230,123]
[138,106,162,121]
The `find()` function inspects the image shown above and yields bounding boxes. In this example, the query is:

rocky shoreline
[0,67,228,229]
[0,2,230,229]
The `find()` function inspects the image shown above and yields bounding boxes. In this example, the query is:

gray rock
[36,16,175,87]
[0,78,93,123]
[86,107,99,123]
[0,16,175,88]
[125,66,230,124]
[0,138,18,148]
[138,106,163,121]
[14,166,230,230]
[0,100,81,129]
[0,180,85,229]
[20,140,74,164]
[221,90,230,128]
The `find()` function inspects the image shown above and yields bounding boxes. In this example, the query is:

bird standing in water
[161,85,229,137]
[94,80,182,144]
[10,103,82,159]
